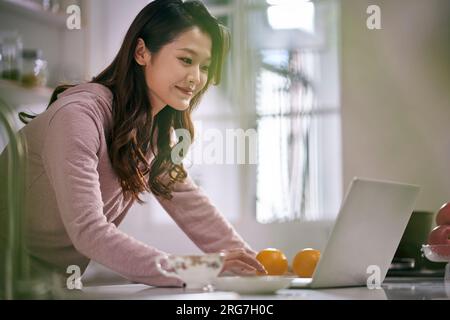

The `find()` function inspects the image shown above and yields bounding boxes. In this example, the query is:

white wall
[341,0,450,213]
[83,0,149,78]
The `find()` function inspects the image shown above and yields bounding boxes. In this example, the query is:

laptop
[289,177,420,289]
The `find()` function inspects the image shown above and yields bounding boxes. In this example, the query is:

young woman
[0,0,266,288]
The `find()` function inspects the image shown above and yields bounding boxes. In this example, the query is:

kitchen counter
[63,277,450,300]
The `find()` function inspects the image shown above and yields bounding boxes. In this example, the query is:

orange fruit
[256,248,288,276]
[293,248,321,278]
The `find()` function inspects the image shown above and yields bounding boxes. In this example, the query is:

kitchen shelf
[0,0,67,27]
[0,78,53,107]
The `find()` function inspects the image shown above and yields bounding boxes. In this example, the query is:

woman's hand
[220,248,268,276]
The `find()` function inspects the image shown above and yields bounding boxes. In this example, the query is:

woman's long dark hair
[19,0,229,203]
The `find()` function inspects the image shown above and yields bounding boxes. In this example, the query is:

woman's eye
[179,57,192,64]
[201,65,210,72]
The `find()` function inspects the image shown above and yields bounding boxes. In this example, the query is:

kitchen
[0,0,449,301]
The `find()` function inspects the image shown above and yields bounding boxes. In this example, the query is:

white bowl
[156,253,225,289]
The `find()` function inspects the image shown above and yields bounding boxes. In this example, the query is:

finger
[223,247,256,257]
[223,260,258,276]
[241,255,267,274]
[222,247,246,255]
[224,256,267,275]
[224,251,267,274]
[224,249,255,262]
[244,248,258,257]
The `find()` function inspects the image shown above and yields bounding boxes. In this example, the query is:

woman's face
[135,27,212,116]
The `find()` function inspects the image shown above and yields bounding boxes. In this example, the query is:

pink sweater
[0,83,252,287]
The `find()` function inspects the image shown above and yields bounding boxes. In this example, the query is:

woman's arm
[41,104,183,287]
[155,171,267,275]
[156,173,252,253]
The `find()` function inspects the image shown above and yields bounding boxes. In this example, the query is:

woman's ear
[134,38,150,66]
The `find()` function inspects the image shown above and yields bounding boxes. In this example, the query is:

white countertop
[62,277,450,300]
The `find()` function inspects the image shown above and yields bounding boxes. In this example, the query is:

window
[247,0,342,223]
[255,49,341,223]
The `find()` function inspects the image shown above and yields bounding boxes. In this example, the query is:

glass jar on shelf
[21,49,49,88]
[0,31,23,82]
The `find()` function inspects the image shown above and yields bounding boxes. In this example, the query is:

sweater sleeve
[155,171,255,255]
[41,104,183,287]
